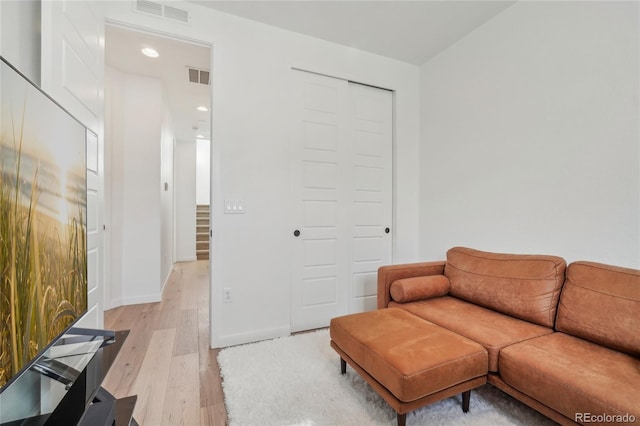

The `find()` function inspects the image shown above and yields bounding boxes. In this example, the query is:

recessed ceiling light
[141,47,159,58]
[197,106,209,112]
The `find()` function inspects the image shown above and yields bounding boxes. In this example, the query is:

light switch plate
[224,200,244,214]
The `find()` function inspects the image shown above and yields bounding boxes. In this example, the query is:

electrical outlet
[223,288,232,303]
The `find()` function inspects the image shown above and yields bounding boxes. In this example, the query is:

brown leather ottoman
[330,307,488,426]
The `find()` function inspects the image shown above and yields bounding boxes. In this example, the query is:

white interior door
[291,70,392,332]
[291,70,350,332]
[41,1,105,328]
[348,82,393,313]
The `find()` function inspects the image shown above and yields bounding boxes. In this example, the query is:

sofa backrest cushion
[445,247,566,327]
[390,275,450,303]
[556,261,640,356]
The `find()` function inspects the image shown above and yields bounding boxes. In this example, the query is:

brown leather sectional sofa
[377,247,640,425]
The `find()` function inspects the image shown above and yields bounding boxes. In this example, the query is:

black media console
[0,329,136,426]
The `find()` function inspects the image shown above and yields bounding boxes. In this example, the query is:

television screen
[0,56,88,390]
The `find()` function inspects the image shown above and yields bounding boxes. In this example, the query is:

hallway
[103,261,227,425]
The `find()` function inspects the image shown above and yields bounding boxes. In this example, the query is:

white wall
[0,0,40,85]
[175,140,197,261]
[100,1,421,347]
[106,67,171,305]
[196,139,211,205]
[160,104,175,286]
[104,66,125,307]
[419,1,640,268]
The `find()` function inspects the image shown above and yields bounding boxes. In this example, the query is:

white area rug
[217,329,556,426]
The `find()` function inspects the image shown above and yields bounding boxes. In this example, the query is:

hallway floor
[103,261,227,425]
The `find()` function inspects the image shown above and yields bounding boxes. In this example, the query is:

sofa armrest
[377,261,446,308]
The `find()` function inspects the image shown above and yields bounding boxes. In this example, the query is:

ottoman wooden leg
[397,412,406,426]
[462,390,470,413]
[340,358,346,375]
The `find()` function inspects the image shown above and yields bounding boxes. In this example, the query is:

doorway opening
[196,138,211,260]
[103,23,212,320]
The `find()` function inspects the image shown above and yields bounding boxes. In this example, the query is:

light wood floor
[102,261,227,426]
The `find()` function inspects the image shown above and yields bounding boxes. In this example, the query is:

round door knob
[293,230,301,237]
[385,227,390,234]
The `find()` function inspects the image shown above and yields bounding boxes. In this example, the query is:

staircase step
[196,205,211,260]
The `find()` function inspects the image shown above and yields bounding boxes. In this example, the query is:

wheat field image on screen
[0,61,87,388]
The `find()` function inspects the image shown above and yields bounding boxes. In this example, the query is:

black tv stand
[0,329,137,426]
[32,357,81,387]
[79,387,138,426]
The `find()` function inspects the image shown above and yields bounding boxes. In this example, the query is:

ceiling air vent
[135,0,190,23]
[136,0,162,16]
[188,67,210,85]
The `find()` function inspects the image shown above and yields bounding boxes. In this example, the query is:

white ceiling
[105,1,515,142]
[191,1,515,65]
[105,25,212,142]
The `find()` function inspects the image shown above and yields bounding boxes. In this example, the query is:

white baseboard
[213,325,291,349]
[104,298,122,311]
[112,293,162,307]
[175,256,197,262]
[160,264,175,298]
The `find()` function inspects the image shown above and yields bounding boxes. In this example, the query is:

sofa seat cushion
[500,332,640,421]
[329,308,488,403]
[390,296,552,372]
[445,247,566,327]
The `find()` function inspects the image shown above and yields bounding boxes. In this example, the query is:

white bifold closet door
[291,69,392,332]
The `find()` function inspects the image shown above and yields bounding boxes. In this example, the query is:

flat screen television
[0,56,88,393]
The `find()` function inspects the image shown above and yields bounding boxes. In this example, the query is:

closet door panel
[348,82,393,313]
[291,70,349,332]
[291,71,392,331]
